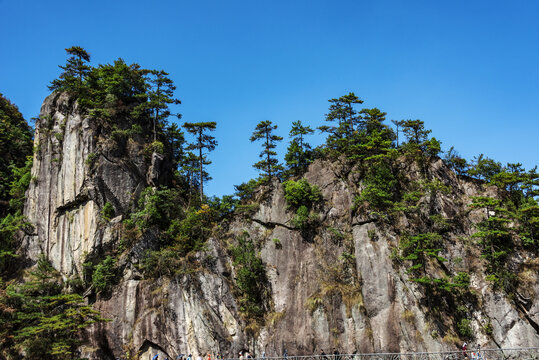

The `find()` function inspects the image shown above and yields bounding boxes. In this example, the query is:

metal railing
[218,348,539,360]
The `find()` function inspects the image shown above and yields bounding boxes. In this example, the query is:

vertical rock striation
[22,92,158,275]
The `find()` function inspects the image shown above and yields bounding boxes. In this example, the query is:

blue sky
[1,0,538,197]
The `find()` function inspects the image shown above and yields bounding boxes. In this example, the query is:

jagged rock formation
[22,94,539,359]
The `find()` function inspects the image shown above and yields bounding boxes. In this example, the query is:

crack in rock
[250,217,296,231]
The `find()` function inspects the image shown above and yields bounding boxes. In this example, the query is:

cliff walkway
[233,348,539,360]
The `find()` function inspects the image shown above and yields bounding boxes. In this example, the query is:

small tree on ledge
[48,46,91,97]
[250,120,283,182]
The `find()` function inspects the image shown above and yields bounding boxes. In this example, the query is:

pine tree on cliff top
[183,122,217,202]
[251,120,283,181]
[48,46,91,96]
[319,92,363,152]
[145,70,181,141]
[284,120,314,177]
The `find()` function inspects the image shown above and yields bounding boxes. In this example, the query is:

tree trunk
[266,129,271,180]
[199,130,203,203]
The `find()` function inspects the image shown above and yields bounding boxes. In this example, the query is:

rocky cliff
[22,94,539,359]
[23,92,170,274]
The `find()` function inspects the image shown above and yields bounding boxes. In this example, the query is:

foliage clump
[251,120,283,181]
[283,179,322,209]
[0,94,33,216]
[100,202,115,221]
[230,232,268,320]
[283,179,322,237]
[0,255,105,359]
[91,255,117,294]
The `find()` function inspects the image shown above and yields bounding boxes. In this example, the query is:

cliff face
[22,95,539,359]
[23,92,167,275]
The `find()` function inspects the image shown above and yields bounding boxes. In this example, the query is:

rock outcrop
[21,94,539,359]
[23,92,166,275]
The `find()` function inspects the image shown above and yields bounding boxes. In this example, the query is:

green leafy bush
[85,152,98,170]
[100,202,115,221]
[452,272,471,288]
[230,232,267,319]
[130,187,182,230]
[283,179,322,209]
[138,245,186,279]
[137,204,215,279]
[291,205,319,230]
[92,256,116,293]
[166,204,214,255]
[457,318,473,338]
[356,161,397,211]
[0,255,105,358]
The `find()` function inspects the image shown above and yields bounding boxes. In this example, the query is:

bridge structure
[230,348,539,360]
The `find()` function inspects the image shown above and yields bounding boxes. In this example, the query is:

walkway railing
[224,348,539,360]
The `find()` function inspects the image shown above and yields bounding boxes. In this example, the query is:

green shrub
[328,226,345,243]
[283,179,322,209]
[85,152,98,169]
[272,238,282,248]
[111,128,128,143]
[230,232,267,319]
[291,205,318,230]
[452,272,471,288]
[483,321,493,335]
[7,156,33,211]
[145,140,164,155]
[92,256,116,293]
[128,124,143,136]
[130,187,182,229]
[139,245,185,278]
[457,318,473,338]
[356,161,397,211]
[166,204,214,255]
[100,202,115,221]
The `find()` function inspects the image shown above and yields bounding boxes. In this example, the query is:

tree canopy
[48,46,91,96]
[183,121,217,201]
[250,120,283,181]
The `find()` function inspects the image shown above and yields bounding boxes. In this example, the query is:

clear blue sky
[1,0,538,197]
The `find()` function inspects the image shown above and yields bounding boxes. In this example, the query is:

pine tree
[401,119,442,160]
[250,120,283,181]
[402,119,431,145]
[444,146,468,175]
[360,107,387,135]
[350,108,394,160]
[145,70,181,141]
[391,119,405,147]
[399,232,447,286]
[518,197,539,248]
[319,92,363,152]
[0,256,104,359]
[469,196,512,276]
[83,59,148,120]
[468,154,502,182]
[183,122,217,201]
[48,46,91,96]
[0,94,33,213]
[284,120,314,176]
[164,123,186,169]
